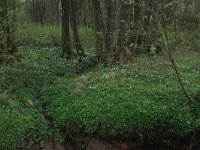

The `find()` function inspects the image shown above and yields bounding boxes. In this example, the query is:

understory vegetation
[1,0,200,149]
[0,47,199,149]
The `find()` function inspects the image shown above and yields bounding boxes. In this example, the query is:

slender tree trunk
[105,0,115,65]
[116,0,132,62]
[131,0,144,55]
[8,0,17,54]
[0,0,7,62]
[92,0,106,63]
[70,0,85,58]
[61,0,73,59]
[56,0,61,25]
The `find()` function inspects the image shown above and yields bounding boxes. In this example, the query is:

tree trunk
[131,0,144,55]
[0,0,17,63]
[70,0,85,58]
[92,0,106,63]
[116,0,132,62]
[105,0,115,65]
[61,0,73,59]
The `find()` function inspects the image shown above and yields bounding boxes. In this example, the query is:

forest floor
[0,47,200,149]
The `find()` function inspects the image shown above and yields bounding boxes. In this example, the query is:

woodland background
[0,0,200,149]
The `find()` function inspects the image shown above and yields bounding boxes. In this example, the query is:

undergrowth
[0,47,199,149]
[45,53,200,136]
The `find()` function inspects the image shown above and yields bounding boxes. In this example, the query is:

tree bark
[105,0,115,65]
[61,0,73,59]
[116,0,132,62]
[92,0,106,63]
[70,0,85,58]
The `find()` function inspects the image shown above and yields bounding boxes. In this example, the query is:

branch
[159,2,195,104]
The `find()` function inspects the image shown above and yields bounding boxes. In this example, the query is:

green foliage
[0,47,75,149]
[0,93,48,149]
[44,52,200,136]
[77,53,98,73]
[0,2,17,63]
[0,47,199,149]
[0,2,13,53]
[1,47,75,100]
[16,24,61,47]
[0,4,7,49]
[78,26,96,50]
[16,23,95,49]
